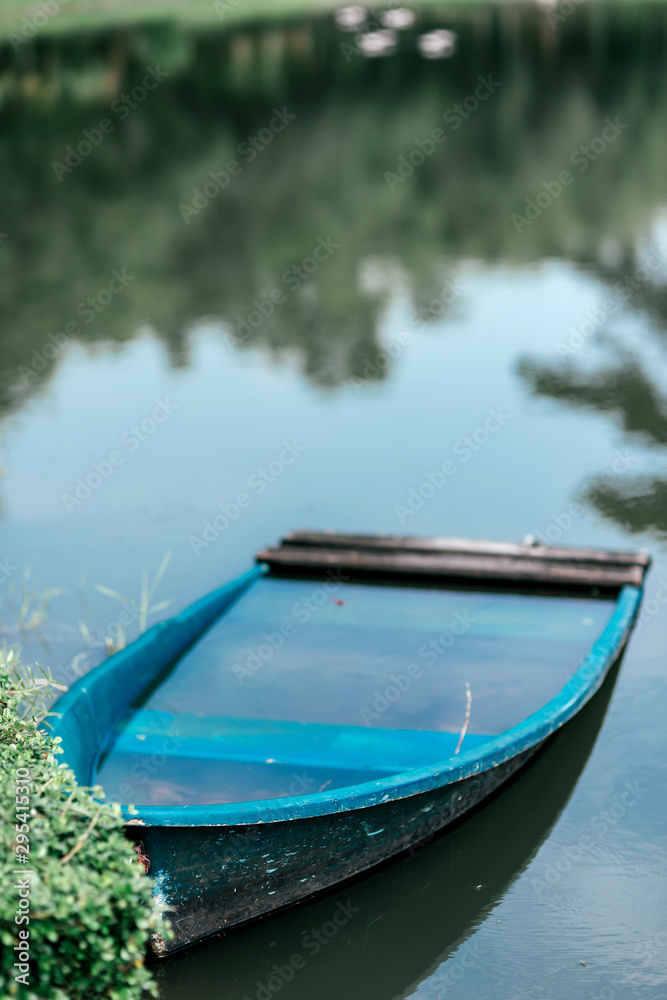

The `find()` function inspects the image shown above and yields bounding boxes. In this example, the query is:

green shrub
[0,651,169,1000]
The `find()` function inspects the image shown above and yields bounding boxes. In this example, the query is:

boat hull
[132,744,539,955]
[48,534,649,957]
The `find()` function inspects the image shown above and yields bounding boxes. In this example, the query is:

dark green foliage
[0,653,169,999]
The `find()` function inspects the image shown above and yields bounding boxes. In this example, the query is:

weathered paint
[48,567,644,954]
[129,745,538,953]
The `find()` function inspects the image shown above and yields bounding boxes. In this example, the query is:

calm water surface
[1,3,667,997]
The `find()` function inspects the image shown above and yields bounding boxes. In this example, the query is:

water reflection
[518,239,667,536]
[2,6,666,996]
[154,655,624,999]
[1,3,667,412]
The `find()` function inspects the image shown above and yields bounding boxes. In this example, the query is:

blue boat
[155,652,625,999]
[50,532,650,954]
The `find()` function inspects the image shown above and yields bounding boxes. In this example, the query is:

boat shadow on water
[154,654,624,1000]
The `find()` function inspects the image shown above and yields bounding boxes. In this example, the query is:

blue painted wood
[47,560,646,955]
[147,656,625,995]
[138,745,537,954]
[92,583,642,826]
[48,568,260,785]
[106,709,494,775]
[122,578,617,739]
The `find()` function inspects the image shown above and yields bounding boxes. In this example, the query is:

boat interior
[94,568,619,808]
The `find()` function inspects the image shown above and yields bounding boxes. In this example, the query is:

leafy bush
[0,651,169,1000]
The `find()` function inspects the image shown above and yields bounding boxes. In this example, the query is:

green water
[1,2,667,996]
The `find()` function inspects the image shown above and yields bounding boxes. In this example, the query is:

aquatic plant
[92,551,173,652]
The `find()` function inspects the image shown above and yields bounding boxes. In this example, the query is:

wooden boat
[157,651,625,999]
[50,532,650,955]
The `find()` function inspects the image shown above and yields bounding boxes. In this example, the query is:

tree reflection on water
[518,248,667,536]
[1,3,667,537]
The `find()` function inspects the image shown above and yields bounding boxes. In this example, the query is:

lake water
[1,2,667,997]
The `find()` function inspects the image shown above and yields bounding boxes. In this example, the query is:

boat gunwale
[47,534,648,829]
[115,583,644,827]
